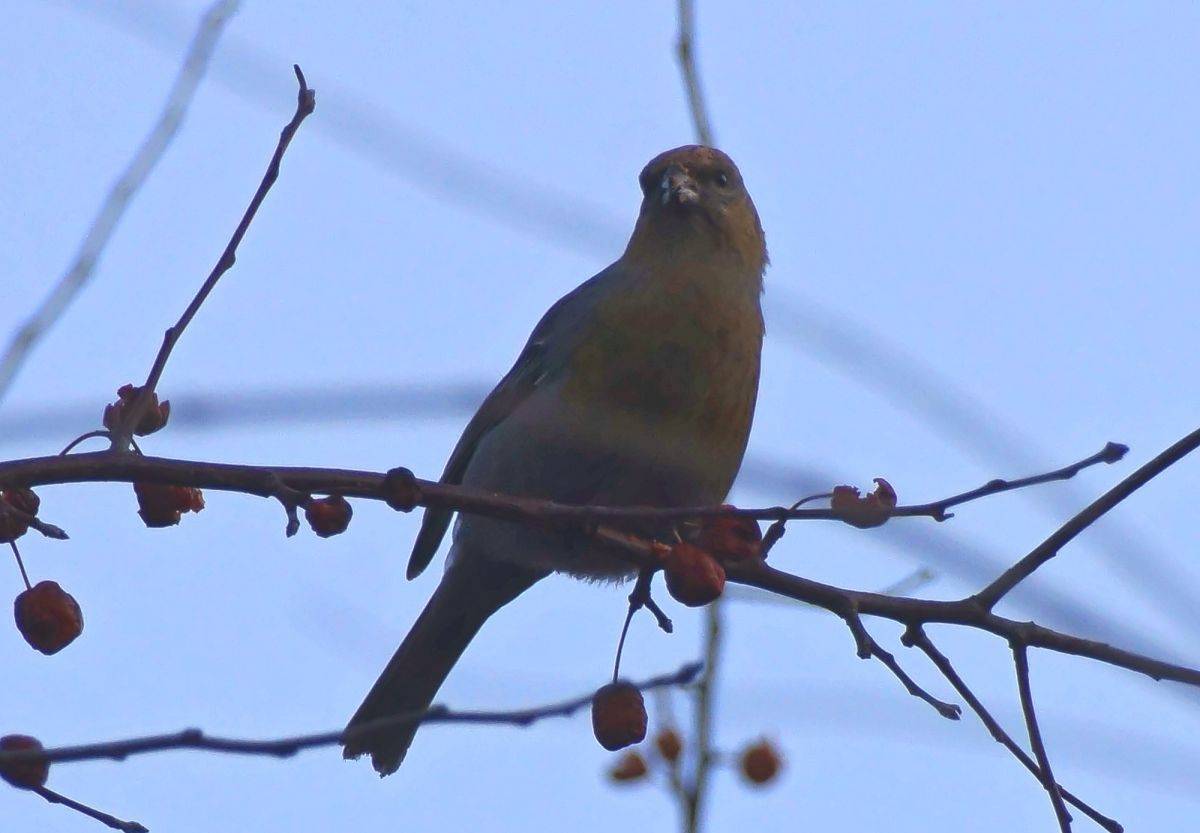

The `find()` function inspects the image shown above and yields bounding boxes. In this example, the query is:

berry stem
[10,541,32,591]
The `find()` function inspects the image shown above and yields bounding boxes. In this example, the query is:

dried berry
[740,739,782,786]
[2,488,40,517]
[830,478,897,529]
[697,509,762,563]
[0,488,39,543]
[0,735,49,789]
[103,383,171,436]
[592,681,647,751]
[133,482,205,528]
[305,495,353,537]
[608,750,649,783]
[0,513,27,544]
[14,581,83,655]
[654,728,682,762]
[663,542,725,607]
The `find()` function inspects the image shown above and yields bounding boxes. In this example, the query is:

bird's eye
[714,171,730,188]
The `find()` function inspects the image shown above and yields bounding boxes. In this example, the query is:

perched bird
[344,145,768,775]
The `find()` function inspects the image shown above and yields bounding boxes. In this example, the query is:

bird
[343,145,768,775]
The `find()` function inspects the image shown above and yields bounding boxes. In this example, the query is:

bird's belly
[455,327,760,580]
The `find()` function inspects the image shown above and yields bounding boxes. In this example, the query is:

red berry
[654,728,683,762]
[0,735,49,789]
[133,482,205,527]
[0,488,38,543]
[14,581,83,655]
[663,542,726,607]
[2,488,40,517]
[305,495,353,537]
[592,682,647,751]
[608,750,649,783]
[740,739,782,786]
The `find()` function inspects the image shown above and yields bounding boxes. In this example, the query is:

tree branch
[32,786,147,833]
[976,426,1200,609]
[0,663,700,769]
[0,442,1124,530]
[109,64,316,450]
[1013,643,1072,832]
[904,626,1121,832]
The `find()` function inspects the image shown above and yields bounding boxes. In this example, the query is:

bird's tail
[343,555,542,775]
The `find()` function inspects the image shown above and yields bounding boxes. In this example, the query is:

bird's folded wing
[405,265,616,579]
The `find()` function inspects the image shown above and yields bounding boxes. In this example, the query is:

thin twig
[675,0,715,147]
[760,491,831,557]
[0,0,240,404]
[902,442,1127,521]
[32,786,148,833]
[110,65,316,450]
[1013,643,1073,832]
[842,611,961,719]
[60,430,113,456]
[905,626,1121,832]
[977,427,1200,608]
[683,602,721,833]
[0,663,700,768]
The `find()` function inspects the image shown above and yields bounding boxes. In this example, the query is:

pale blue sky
[2,2,1198,830]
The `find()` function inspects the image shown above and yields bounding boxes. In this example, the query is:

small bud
[103,384,171,436]
[830,478,897,529]
[608,750,649,783]
[663,542,725,607]
[14,581,83,655]
[592,682,647,751]
[740,739,782,786]
[382,467,420,512]
[0,735,49,789]
[134,482,205,528]
[697,509,762,563]
[654,728,682,762]
[305,494,353,538]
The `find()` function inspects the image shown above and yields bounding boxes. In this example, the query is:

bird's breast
[557,269,763,496]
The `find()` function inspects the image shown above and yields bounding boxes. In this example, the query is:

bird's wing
[405,266,615,579]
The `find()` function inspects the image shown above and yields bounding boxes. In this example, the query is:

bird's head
[625,145,768,282]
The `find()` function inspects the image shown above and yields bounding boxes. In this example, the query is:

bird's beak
[660,163,700,207]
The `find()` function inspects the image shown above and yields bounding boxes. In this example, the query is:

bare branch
[32,786,147,833]
[683,603,721,833]
[109,65,316,450]
[0,0,240,404]
[728,557,1200,687]
[1013,643,1073,832]
[842,613,961,720]
[675,0,716,147]
[903,442,1127,521]
[977,426,1200,609]
[0,664,700,769]
[905,626,1121,833]
[0,442,1124,530]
